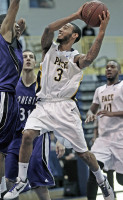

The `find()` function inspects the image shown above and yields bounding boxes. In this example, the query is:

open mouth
[58,33,62,37]
[107,73,112,77]
[26,62,31,66]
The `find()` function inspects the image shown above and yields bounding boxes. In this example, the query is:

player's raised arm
[41,6,83,54]
[0,0,20,42]
[74,10,110,69]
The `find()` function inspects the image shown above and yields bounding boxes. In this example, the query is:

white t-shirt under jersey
[93,80,123,137]
[37,42,83,99]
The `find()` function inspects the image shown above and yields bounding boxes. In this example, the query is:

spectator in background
[0,0,8,14]
[82,24,95,37]
[30,0,55,8]
[82,24,96,53]
[19,27,30,51]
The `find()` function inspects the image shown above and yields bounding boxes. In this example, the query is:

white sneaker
[1,176,7,193]
[99,176,114,200]
[3,177,28,199]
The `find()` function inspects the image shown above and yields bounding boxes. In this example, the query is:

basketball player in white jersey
[85,60,123,200]
[4,6,114,200]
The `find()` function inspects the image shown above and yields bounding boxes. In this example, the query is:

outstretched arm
[41,6,83,55]
[1,0,20,42]
[74,10,110,69]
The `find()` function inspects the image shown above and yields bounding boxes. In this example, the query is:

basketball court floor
[18,172,123,200]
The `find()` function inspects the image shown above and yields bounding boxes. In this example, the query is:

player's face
[56,23,74,44]
[105,61,119,81]
[23,51,36,70]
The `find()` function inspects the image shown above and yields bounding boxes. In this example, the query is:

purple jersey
[0,34,23,92]
[16,77,37,129]
[8,78,37,149]
[0,35,23,152]
[6,78,55,187]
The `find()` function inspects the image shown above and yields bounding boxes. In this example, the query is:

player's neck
[58,43,72,51]
[22,70,36,87]
[107,78,120,86]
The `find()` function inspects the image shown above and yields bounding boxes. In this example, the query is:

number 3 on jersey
[54,68,63,81]
[20,108,31,121]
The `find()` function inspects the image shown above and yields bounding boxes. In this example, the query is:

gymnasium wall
[16,0,123,74]
[16,0,123,36]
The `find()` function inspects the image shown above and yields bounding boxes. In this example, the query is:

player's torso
[98,81,123,112]
[37,43,83,99]
[0,34,23,92]
[16,78,37,127]
[97,81,123,136]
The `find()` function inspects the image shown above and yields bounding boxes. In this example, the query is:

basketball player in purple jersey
[5,50,65,200]
[0,0,26,198]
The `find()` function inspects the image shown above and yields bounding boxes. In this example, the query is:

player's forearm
[111,111,123,117]
[41,12,79,50]
[89,103,99,115]
[1,0,20,33]
[87,30,104,59]
[47,13,78,32]
[78,32,104,69]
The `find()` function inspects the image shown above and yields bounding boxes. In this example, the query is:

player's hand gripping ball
[81,1,108,27]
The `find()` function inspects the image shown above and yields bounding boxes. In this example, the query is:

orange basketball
[81,1,108,27]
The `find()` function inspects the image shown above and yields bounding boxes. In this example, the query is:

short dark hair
[70,23,81,43]
[23,49,36,61]
[0,14,6,25]
[107,59,121,72]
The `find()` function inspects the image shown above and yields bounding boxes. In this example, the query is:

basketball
[81,1,108,27]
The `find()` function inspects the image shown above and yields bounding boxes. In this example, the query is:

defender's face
[23,51,36,70]
[57,23,74,43]
[105,61,119,80]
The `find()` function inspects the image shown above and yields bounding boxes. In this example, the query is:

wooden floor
[4,187,123,200]
[18,187,123,200]
[18,188,87,200]
[9,174,123,200]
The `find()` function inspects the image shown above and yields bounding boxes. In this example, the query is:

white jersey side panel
[93,81,123,136]
[37,42,83,99]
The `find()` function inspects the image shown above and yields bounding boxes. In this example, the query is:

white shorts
[24,100,88,153]
[91,136,123,174]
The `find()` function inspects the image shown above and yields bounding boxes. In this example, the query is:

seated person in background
[81,24,96,53]
[82,24,95,37]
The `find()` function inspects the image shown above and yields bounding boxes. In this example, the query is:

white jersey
[37,42,83,99]
[93,80,123,137]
